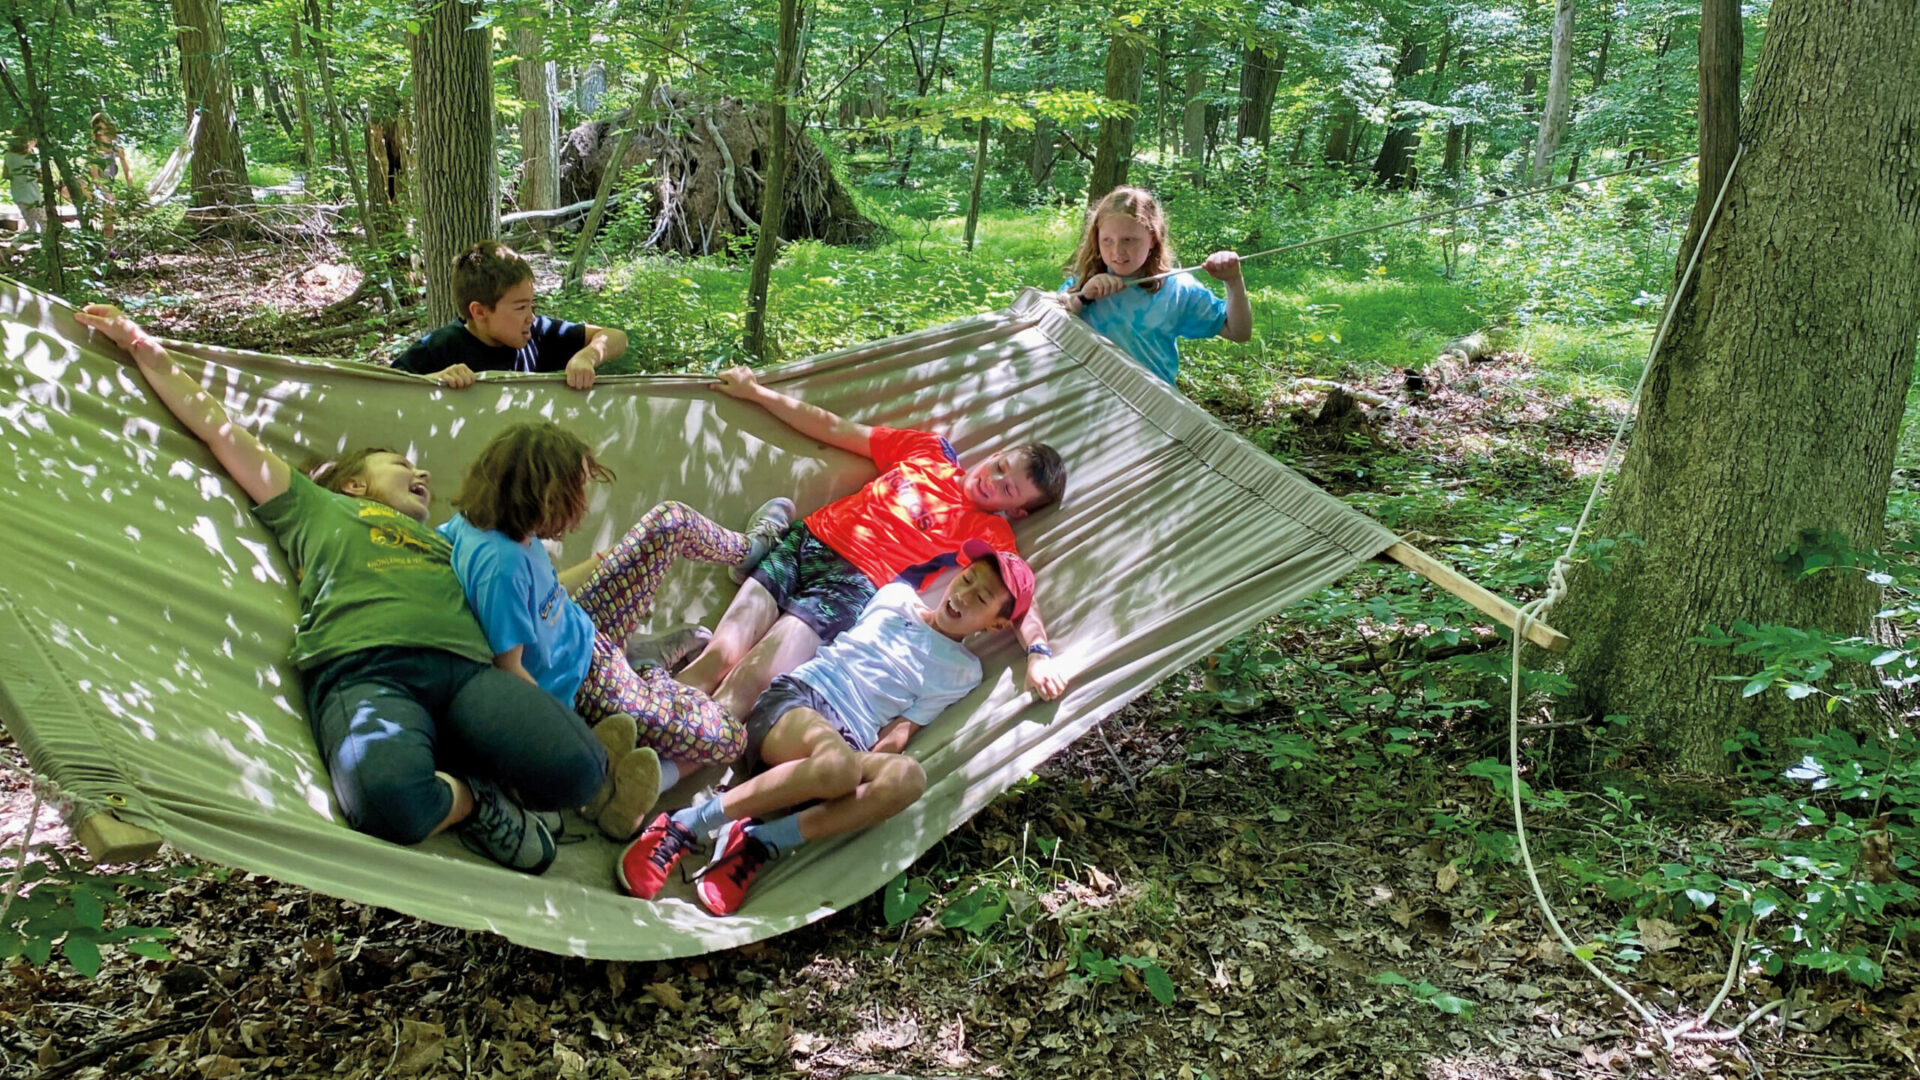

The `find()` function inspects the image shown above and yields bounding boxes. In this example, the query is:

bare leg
[791,754,927,842]
[718,711,863,820]
[711,614,823,721]
[677,578,781,694]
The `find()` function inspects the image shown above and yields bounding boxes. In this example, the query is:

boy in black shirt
[392,240,629,390]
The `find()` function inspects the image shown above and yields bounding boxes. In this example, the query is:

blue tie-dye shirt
[1063,270,1228,385]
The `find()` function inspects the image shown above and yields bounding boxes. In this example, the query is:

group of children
[5,113,132,239]
[84,184,1249,917]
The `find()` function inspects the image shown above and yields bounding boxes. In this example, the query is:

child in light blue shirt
[1059,186,1253,386]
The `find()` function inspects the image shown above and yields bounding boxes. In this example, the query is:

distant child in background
[87,113,132,244]
[619,540,1037,915]
[392,240,628,391]
[1059,186,1253,387]
[4,134,44,233]
[440,421,797,839]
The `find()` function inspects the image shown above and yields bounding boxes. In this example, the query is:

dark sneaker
[581,713,639,818]
[617,812,698,900]
[595,747,661,842]
[694,818,773,915]
[731,497,796,584]
[625,624,713,674]
[459,776,556,874]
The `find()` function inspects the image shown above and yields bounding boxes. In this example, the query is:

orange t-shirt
[804,427,1018,587]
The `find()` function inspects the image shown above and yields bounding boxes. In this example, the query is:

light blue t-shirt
[1064,270,1228,385]
[438,513,596,706]
[793,582,984,749]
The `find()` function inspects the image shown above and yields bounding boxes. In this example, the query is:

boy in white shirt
[618,540,1036,914]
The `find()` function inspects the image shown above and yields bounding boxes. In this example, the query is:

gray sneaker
[626,624,712,674]
[459,776,556,874]
[731,497,796,584]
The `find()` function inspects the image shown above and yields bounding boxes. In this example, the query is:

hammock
[143,111,203,205]
[0,280,1402,960]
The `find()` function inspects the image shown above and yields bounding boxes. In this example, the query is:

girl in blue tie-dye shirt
[1059,186,1253,386]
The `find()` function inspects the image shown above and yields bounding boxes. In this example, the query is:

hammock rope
[1506,143,1748,1047]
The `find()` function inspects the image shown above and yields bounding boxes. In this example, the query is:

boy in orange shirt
[673,367,1069,724]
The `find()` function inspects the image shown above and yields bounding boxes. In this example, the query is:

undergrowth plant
[2,845,181,977]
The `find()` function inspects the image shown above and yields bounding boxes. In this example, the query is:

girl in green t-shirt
[76,303,638,876]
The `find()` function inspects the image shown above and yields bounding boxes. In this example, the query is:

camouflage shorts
[748,523,876,642]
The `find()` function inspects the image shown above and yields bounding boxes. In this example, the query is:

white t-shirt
[793,582,983,749]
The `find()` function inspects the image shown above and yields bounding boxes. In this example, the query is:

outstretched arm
[75,305,292,506]
[1017,604,1067,701]
[712,366,873,458]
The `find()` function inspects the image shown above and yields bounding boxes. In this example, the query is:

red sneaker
[695,818,772,915]
[616,813,698,900]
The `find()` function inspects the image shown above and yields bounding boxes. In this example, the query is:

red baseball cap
[960,539,1035,623]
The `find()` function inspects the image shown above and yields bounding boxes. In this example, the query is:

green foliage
[2,845,181,978]
[1371,971,1475,1018]
[1065,929,1176,1006]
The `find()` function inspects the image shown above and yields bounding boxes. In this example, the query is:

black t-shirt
[390,315,588,377]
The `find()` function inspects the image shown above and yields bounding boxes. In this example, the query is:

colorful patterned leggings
[573,501,748,765]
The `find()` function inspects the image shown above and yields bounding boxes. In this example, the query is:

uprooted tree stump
[549,87,880,256]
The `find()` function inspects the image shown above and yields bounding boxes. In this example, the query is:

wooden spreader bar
[1383,542,1572,653]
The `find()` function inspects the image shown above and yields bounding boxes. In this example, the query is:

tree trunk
[744,0,801,358]
[1528,0,1575,187]
[0,15,69,289]
[250,37,297,141]
[306,0,371,239]
[1234,43,1285,145]
[512,9,559,215]
[1592,24,1611,86]
[1369,38,1426,189]
[1154,25,1168,157]
[963,18,993,251]
[172,0,253,224]
[1181,28,1208,165]
[1553,0,1920,771]
[1322,99,1356,168]
[1088,26,1145,203]
[1682,0,1742,262]
[1441,122,1465,176]
[289,18,315,169]
[410,0,498,325]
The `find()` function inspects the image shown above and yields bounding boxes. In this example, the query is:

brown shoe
[595,747,661,842]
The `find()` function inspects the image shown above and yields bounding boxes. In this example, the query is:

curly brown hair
[310,447,397,496]
[454,422,614,541]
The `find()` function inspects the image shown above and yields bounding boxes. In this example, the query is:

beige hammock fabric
[0,280,1397,959]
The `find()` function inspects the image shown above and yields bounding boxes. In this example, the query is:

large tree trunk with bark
[1553,0,1920,771]
[1234,43,1285,145]
[1369,38,1426,189]
[1088,26,1145,203]
[1682,0,1742,262]
[173,0,253,226]
[1528,0,1574,186]
[410,0,498,326]
[554,89,878,256]
[1181,29,1208,165]
[512,9,559,215]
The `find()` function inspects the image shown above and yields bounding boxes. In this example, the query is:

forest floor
[4,243,1917,1080]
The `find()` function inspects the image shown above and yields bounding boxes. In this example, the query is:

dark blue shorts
[739,674,865,775]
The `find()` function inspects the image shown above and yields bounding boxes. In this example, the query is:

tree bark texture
[1369,39,1426,189]
[513,11,559,214]
[1088,26,1145,203]
[305,0,372,240]
[1234,43,1285,145]
[289,19,315,167]
[410,0,498,326]
[744,0,802,359]
[1682,0,1742,265]
[172,0,253,220]
[963,19,993,251]
[1553,0,1920,771]
[1180,29,1208,164]
[1528,0,1574,187]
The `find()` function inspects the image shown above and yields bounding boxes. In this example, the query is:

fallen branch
[1291,377,1392,407]
[500,197,598,226]
[33,1012,210,1080]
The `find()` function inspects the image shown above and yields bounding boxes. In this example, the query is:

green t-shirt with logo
[253,473,494,669]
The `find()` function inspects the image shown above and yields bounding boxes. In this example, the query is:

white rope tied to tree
[1506,144,1747,1049]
